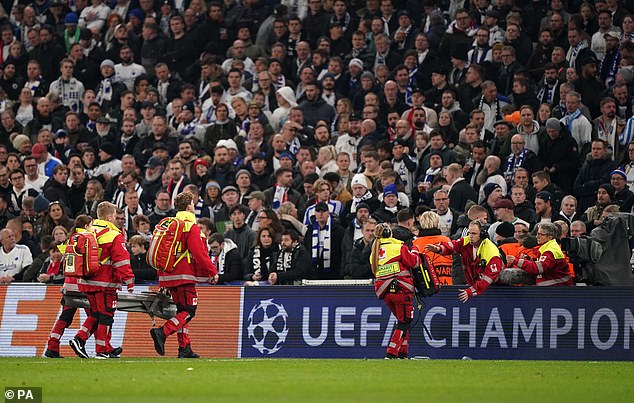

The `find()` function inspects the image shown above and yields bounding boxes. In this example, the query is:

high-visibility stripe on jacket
[516,239,572,286]
[369,237,419,298]
[436,237,504,296]
[78,219,134,292]
[157,211,218,287]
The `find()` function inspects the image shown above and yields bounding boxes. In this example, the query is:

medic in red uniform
[507,222,573,286]
[45,216,97,358]
[69,203,134,359]
[150,192,218,358]
[370,223,420,359]
[426,220,504,302]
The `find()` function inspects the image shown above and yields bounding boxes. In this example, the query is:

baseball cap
[535,191,553,202]
[315,201,329,212]
[245,191,265,201]
[144,156,164,168]
[251,152,266,161]
[222,185,238,195]
[493,198,514,210]
[31,143,47,158]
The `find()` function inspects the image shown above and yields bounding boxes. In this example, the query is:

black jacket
[449,178,478,214]
[130,252,157,284]
[346,239,373,279]
[538,132,580,194]
[217,247,243,284]
[303,220,345,280]
[272,243,315,285]
[573,157,615,213]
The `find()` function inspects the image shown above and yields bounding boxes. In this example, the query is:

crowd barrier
[0,284,632,360]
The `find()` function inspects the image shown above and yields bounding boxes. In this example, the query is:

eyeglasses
[536,232,548,236]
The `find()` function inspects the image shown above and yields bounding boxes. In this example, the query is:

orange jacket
[413,234,453,285]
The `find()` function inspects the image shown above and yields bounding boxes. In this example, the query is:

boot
[69,337,89,358]
[178,345,200,358]
[150,328,166,356]
[44,349,63,358]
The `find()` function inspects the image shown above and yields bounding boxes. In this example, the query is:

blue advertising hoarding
[239,286,634,360]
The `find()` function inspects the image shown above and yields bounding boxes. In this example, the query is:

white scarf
[96,78,113,104]
[272,185,288,210]
[311,216,331,271]
[350,191,373,213]
[275,245,296,273]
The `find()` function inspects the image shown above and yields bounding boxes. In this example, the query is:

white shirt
[78,3,111,32]
[25,174,49,193]
[92,158,123,179]
[437,210,453,237]
[0,245,33,278]
[114,63,147,90]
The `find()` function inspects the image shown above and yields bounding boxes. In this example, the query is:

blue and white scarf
[565,109,582,134]
[537,79,558,104]
[505,149,526,182]
[96,78,113,104]
[311,216,331,271]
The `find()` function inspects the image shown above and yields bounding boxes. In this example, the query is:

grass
[1,358,633,403]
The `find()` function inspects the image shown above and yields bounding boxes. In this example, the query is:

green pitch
[1,358,633,403]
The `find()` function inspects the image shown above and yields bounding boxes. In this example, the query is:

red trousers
[47,300,90,353]
[383,290,414,357]
[77,289,117,354]
[162,284,198,348]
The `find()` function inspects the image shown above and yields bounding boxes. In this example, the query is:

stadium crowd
[0,0,633,287]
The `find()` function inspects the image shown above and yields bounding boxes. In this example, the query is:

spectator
[269,229,314,285]
[372,184,402,224]
[36,241,65,285]
[582,183,616,231]
[446,162,478,213]
[538,118,579,193]
[502,133,542,185]
[244,227,280,284]
[39,201,74,236]
[128,235,156,284]
[304,201,344,280]
[0,228,33,283]
[432,189,460,237]
[610,169,634,212]
[303,178,344,225]
[147,190,176,228]
[559,195,579,227]
[574,139,616,212]
[208,232,243,285]
[488,198,530,242]
[535,191,563,224]
[224,205,256,261]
